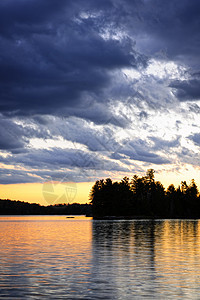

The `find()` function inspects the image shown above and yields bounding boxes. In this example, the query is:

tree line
[90,169,200,218]
[0,199,92,216]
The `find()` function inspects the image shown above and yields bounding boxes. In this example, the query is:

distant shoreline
[0,199,92,216]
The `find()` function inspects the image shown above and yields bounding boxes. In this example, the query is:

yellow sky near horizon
[0,182,94,206]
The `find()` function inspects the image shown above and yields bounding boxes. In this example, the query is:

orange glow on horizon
[0,182,94,205]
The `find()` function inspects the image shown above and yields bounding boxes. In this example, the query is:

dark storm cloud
[0,0,145,119]
[116,139,170,165]
[0,35,134,116]
[189,103,200,114]
[0,115,51,153]
[150,136,180,150]
[0,0,67,36]
[119,0,200,65]
[0,168,42,185]
[188,133,200,146]
[170,79,200,101]
[1,0,199,118]
[1,147,128,173]
[0,117,25,152]
[65,103,130,128]
[59,118,124,153]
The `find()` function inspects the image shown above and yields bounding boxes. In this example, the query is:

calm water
[1,217,200,299]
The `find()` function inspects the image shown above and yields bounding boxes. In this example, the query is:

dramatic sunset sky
[0,0,200,205]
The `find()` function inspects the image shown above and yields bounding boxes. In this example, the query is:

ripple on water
[0,217,200,299]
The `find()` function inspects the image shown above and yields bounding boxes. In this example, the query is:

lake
[0,216,200,299]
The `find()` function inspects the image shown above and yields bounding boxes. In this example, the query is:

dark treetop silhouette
[0,200,92,216]
[90,169,200,219]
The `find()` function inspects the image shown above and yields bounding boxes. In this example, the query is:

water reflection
[91,220,200,299]
[0,216,92,299]
[1,217,200,299]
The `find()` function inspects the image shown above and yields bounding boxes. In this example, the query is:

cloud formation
[1,0,200,184]
[0,0,147,120]
[170,79,200,101]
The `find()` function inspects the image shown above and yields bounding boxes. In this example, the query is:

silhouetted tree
[166,184,176,217]
[90,169,200,218]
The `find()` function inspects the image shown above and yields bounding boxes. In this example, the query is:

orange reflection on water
[0,216,92,283]
[157,220,200,259]
[149,220,200,295]
[92,219,200,298]
[1,218,200,298]
[0,215,92,221]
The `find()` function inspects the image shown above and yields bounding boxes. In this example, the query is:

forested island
[90,169,200,219]
[0,200,92,216]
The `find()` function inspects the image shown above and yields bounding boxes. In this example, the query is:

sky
[1,0,200,205]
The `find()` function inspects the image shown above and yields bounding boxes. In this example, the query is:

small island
[90,169,200,219]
